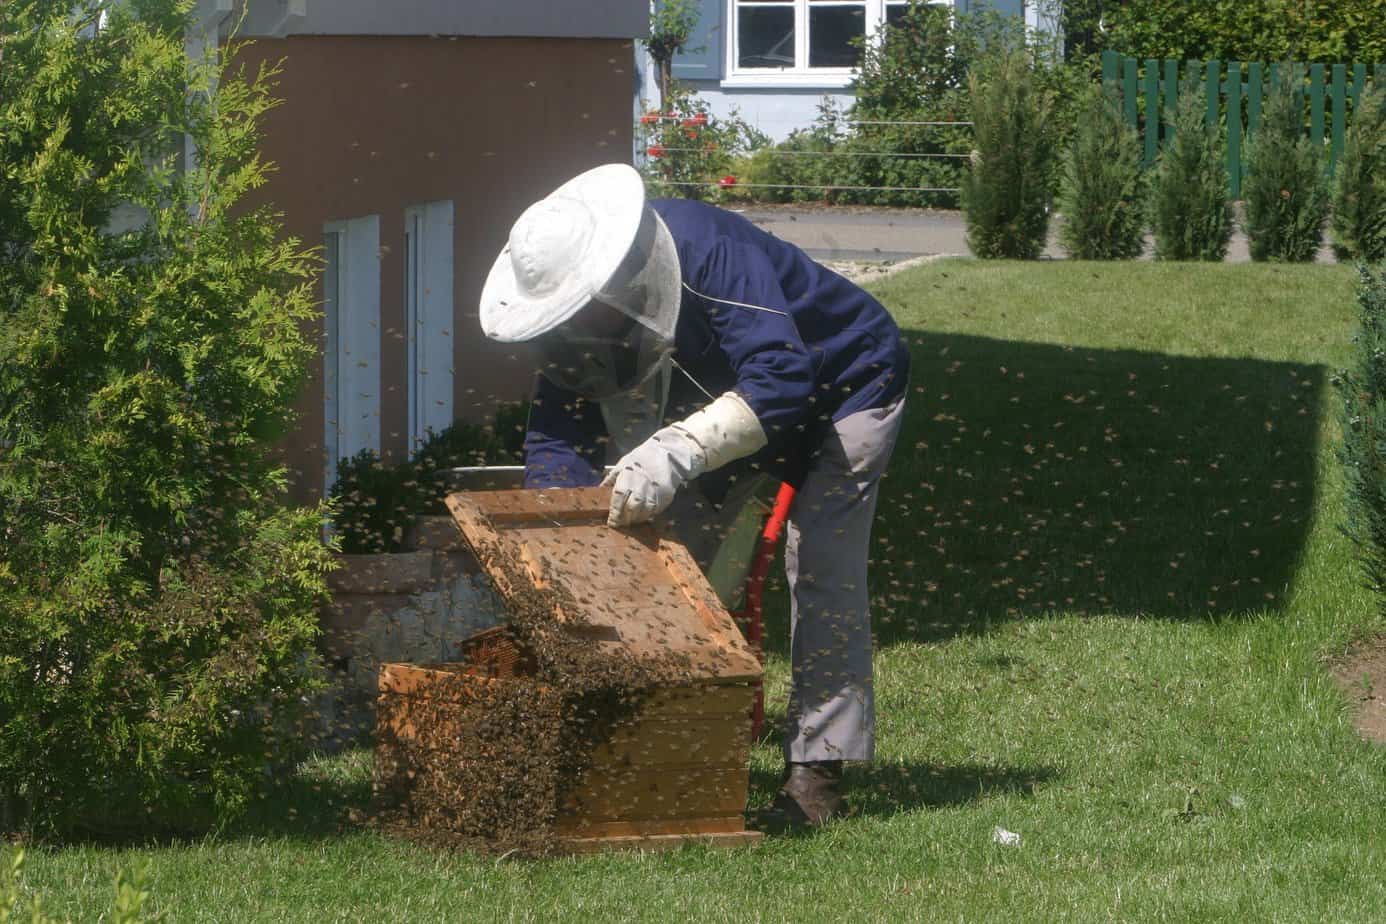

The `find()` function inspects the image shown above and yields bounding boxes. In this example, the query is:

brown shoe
[764,761,843,829]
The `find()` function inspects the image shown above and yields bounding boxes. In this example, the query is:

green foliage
[645,0,702,100]
[728,108,841,205]
[835,2,982,208]
[0,0,332,837]
[1337,267,1386,620]
[329,407,526,554]
[1331,85,1386,263]
[854,1,980,117]
[962,52,1060,259]
[1243,72,1330,262]
[1152,83,1234,261]
[2,849,149,923]
[638,88,769,201]
[1056,84,1146,260]
[646,0,700,63]
[1065,0,1386,65]
[715,3,1084,210]
[739,4,1029,209]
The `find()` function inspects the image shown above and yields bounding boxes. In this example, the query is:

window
[322,215,381,494]
[730,0,948,82]
[404,200,455,451]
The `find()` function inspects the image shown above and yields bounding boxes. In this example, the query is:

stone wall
[317,515,507,744]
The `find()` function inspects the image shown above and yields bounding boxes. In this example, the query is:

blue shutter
[671,0,724,82]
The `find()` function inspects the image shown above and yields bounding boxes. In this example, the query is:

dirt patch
[1330,635,1386,745]
[824,253,956,284]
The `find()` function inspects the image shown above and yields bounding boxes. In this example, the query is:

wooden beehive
[374,487,764,853]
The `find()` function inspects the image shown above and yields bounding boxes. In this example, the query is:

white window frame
[322,215,381,495]
[404,200,455,452]
[723,0,951,88]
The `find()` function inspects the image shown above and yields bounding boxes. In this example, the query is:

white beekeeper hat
[481,163,659,343]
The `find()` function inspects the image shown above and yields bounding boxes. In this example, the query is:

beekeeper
[479,164,909,828]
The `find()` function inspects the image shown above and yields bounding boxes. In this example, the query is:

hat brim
[480,164,647,343]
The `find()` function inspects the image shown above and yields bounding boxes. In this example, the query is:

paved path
[734,203,1337,266]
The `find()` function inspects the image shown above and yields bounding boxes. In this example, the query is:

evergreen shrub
[1331,84,1386,264]
[1151,83,1234,261]
[329,406,526,554]
[1056,83,1146,259]
[0,0,332,837]
[1337,266,1386,617]
[1243,70,1330,262]
[962,51,1060,259]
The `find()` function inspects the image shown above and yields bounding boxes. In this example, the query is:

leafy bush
[712,3,1084,210]
[1064,0,1386,66]
[1243,71,1330,262]
[1057,84,1146,259]
[329,406,526,554]
[756,4,1019,209]
[0,1,332,837]
[962,51,1061,259]
[1152,83,1234,261]
[729,129,833,205]
[1331,84,1386,264]
[1337,267,1386,619]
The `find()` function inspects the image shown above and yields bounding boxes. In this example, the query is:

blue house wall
[652,0,1034,141]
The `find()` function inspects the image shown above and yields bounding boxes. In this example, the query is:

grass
[11,259,1386,922]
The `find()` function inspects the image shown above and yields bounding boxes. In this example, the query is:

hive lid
[445,488,763,683]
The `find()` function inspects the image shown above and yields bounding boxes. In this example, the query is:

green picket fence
[1101,50,1385,198]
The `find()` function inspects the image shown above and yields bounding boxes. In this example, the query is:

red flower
[719,175,738,188]
[684,127,698,140]
[647,144,666,158]
[704,141,718,152]
[691,112,708,126]
[640,112,659,125]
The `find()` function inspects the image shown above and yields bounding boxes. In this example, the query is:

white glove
[602,392,768,528]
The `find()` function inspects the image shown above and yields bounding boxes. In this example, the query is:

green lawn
[13,260,1386,922]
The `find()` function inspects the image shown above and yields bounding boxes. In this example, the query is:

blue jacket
[524,199,909,490]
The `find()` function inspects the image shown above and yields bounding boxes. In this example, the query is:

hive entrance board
[443,488,762,681]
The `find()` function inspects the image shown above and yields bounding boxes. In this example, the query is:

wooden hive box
[374,487,765,853]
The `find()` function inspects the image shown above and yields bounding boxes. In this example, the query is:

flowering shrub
[637,87,768,201]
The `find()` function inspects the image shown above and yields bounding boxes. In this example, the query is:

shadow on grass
[230,751,376,840]
[38,751,377,848]
[748,760,1056,829]
[763,331,1326,648]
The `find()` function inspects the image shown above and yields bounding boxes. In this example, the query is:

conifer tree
[1152,83,1233,261]
[1244,69,1330,262]
[0,0,331,836]
[1057,83,1146,260]
[1331,84,1386,263]
[962,51,1059,260]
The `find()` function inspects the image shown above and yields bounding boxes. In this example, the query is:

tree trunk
[658,59,673,109]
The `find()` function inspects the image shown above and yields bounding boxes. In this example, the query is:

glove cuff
[672,391,769,474]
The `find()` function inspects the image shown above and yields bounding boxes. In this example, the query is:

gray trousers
[783,397,904,763]
[665,397,904,764]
